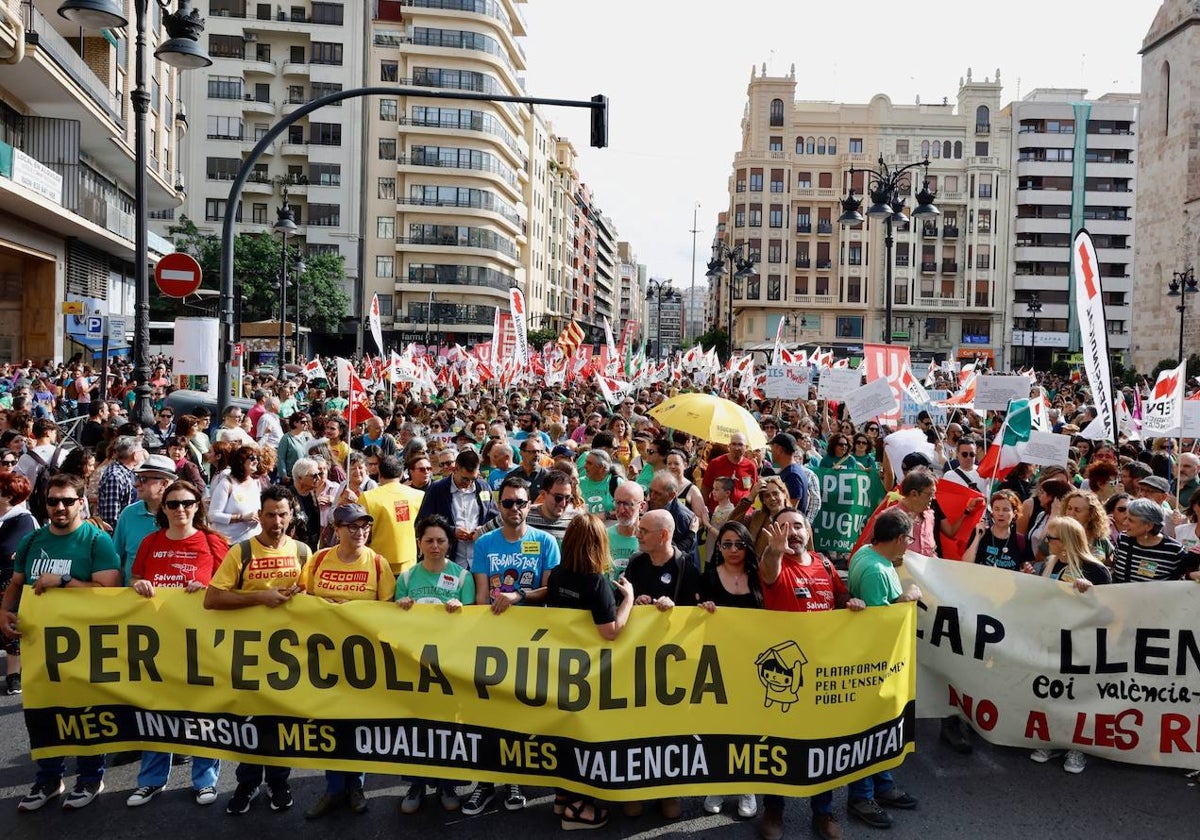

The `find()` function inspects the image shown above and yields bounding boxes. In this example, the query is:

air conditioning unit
[244,33,257,42]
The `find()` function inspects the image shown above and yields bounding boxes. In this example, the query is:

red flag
[345,369,375,429]
[934,478,986,561]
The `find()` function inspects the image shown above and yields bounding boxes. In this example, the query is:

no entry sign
[154,252,203,298]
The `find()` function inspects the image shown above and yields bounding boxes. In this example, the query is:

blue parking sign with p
[86,315,104,338]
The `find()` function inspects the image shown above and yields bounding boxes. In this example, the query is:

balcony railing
[921,261,937,272]
[795,258,811,268]
[895,256,910,267]
[396,195,521,226]
[796,224,811,234]
[816,222,833,234]
[816,259,832,270]
[922,225,938,238]
[25,6,123,123]
[941,261,959,273]
[942,225,959,238]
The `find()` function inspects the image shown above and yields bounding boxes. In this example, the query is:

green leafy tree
[693,327,730,361]
[154,215,348,333]
[526,327,558,349]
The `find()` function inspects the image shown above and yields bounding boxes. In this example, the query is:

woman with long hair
[735,476,793,557]
[545,514,634,830]
[665,449,710,536]
[127,480,227,807]
[58,447,100,524]
[1062,490,1114,566]
[820,434,860,470]
[208,446,262,543]
[166,436,206,490]
[175,414,211,479]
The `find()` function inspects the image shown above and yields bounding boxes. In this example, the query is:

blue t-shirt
[471,525,560,604]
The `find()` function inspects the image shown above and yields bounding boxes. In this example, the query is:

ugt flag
[1141,362,1185,438]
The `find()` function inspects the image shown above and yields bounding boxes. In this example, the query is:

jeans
[137,752,220,790]
[325,771,365,795]
[36,755,105,786]
[763,791,833,816]
[848,770,894,802]
[234,763,290,787]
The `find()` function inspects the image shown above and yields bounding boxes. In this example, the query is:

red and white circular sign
[154,252,203,298]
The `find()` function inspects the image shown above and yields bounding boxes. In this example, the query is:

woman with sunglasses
[1104,492,1131,544]
[819,434,861,471]
[127,480,227,807]
[851,435,877,472]
[208,446,262,543]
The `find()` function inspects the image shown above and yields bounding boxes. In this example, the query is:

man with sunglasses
[942,437,982,492]
[3,473,121,812]
[358,455,424,576]
[466,475,559,816]
[111,455,177,583]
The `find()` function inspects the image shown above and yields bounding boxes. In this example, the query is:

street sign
[86,315,104,339]
[154,252,203,298]
[108,315,126,340]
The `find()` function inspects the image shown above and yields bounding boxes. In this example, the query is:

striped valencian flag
[557,320,586,359]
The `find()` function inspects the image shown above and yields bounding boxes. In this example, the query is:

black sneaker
[503,783,526,811]
[5,673,20,695]
[268,783,293,811]
[347,788,368,815]
[17,779,64,812]
[461,784,495,816]
[62,779,105,810]
[226,782,260,815]
[876,788,918,810]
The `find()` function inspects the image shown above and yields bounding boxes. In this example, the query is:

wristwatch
[59,573,72,588]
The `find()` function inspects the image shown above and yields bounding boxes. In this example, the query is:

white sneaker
[1063,750,1087,773]
[1030,748,1063,763]
[737,794,757,819]
[702,795,723,814]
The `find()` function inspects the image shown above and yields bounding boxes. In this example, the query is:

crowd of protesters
[0,351,1197,840]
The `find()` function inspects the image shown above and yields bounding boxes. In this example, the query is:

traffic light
[590,94,608,148]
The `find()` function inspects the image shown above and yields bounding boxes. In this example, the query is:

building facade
[646,278,682,358]
[1132,0,1199,372]
[1005,89,1138,369]
[716,65,1010,366]
[0,0,181,362]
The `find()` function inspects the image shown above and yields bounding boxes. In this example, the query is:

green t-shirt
[395,562,476,605]
[606,525,639,580]
[635,462,655,492]
[579,474,617,515]
[14,521,121,582]
[847,544,902,607]
[326,396,348,413]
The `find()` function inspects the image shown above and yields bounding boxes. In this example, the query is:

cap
[134,453,178,480]
[901,452,933,471]
[333,504,374,526]
[1138,475,1171,494]
[454,429,477,444]
[769,432,797,454]
[551,443,575,459]
[633,430,654,442]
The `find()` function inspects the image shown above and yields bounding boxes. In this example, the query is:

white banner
[509,287,530,369]
[764,365,810,399]
[903,555,1200,769]
[368,293,385,356]
[818,367,863,401]
[842,376,899,423]
[1072,230,1116,442]
[1184,399,1200,438]
[1141,363,1185,439]
[974,376,1034,411]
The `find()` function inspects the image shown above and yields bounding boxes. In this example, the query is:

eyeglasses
[340,522,371,533]
[833,442,848,449]
[500,498,529,509]
[438,461,454,468]
[719,541,747,550]
[164,499,198,510]
[958,451,977,459]
[46,497,80,508]
[901,534,915,544]
[550,492,572,504]
[246,456,259,462]
[135,476,166,485]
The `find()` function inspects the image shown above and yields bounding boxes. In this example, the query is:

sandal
[562,799,609,831]
[553,793,571,816]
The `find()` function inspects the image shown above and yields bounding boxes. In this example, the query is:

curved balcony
[241,96,276,116]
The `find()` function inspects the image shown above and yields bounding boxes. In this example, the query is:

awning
[68,335,131,358]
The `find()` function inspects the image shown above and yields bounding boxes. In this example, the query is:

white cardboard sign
[818,366,864,401]
[764,365,811,399]
[1020,431,1072,467]
[842,376,900,423]
[974,376,1034,411]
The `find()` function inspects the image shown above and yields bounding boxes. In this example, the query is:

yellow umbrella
[648,393,768,449]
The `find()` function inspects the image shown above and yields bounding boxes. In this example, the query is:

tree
[527,327,557,349]
[693,327,730,362]
[155,215,349,333]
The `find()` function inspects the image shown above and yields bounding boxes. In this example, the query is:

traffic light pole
[216,86,608,414]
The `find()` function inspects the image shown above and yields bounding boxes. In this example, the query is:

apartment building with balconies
[1006,88,1138,369]
[0,0,181,361]
[720,65,1010,365]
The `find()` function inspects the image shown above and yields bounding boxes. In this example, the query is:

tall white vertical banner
[1141,362,1185,438]
[368,293,385,356]
[508,287,530,369]
[1071,230,1115,442]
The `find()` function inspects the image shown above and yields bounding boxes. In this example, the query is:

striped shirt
[1111,534,1193,583]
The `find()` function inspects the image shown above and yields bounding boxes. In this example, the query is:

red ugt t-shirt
[132,530,228,588]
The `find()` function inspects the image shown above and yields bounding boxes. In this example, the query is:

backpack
[27,438,67,526]
[234,538,311,589]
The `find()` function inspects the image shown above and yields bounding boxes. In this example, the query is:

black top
[624,547,700,605]
[699,566,760,609]
[1045,558,1113,586]
[0,510,37,574]
[967,528,1028,571]
[546,567,617,625]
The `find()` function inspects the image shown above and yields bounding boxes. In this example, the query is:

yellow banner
[20,589,915,798]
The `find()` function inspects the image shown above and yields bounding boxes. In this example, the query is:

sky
[520,0,1162,299]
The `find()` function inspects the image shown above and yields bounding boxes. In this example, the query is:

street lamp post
[59,0,211,426]
[838,156,938,344]
[273,188,297,378]
[1167,267,1197,366]
[646,279,679,360]
[788,311,808,346]
[1025,292,1043,368]
[292,256,305,363]
[705,244,757,358]
[688,202,699,343]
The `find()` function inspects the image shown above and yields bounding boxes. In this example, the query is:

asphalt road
[0,687,1195,840]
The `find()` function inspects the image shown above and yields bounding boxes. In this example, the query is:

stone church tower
[1132,1,1200,371]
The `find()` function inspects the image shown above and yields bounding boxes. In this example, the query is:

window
[896,139,909,155]
[818,172,832,189]
[931,140,941,158]
[377,294,393,317]
[208,34,243,59]
[381,60,398,82]
[251,203,268,224]
[816,138,826,154]
[796,208,811,231]
[768,207,783,228]
[206,115,242,139]
[767,275,781,300]
[745,277,760,299]
[836,316,863,338]
[769,98,784,126]
[205,157,241,180]
[309,163,341,186]
[206,76,242,99]
[749,171,763,191]
[795,136,805,154]
[977,176,993,198]
[921,140,930,158]
[309,123,341,145]
[290,46,305,63]
[310,42,343,65]
[286,84,305,104]
[768,136,783,152]
[310,2,344,24]
[849,138,863,153]
[310,81,342,102]
[734,208,745,227]
[308,204,340,226]
[748,206,762,227]
[377,216,395,238]
[376,256,394,278]
[767,241,782,263]
[204,199,241,222]
[379,138,397,160]
[378,177,396,199]
[308,244,340,258]
[380,99,398,120]
[975,105,990,131]
[797,171,812,189]
[806,139,815,154]
[827,139,836,154]
[962,319,990,343]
